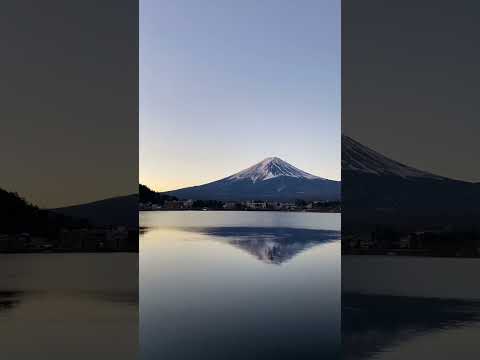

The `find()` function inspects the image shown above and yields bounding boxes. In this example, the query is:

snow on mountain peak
[226,157,322,183]
[342,135,447,180]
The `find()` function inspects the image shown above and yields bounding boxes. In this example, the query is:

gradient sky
[140,0,340,192]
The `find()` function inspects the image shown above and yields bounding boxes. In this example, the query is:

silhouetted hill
[139,184,177,204]
[0,188,38,234]
[0,188,86,235]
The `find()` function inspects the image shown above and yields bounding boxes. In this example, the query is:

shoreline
[139,209,340,213]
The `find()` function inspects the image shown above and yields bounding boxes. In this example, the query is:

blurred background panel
[342,1,480,359]
[0,1,138,359]
[0,0,138,208]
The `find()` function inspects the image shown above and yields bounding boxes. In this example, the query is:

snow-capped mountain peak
[165,156,340,201]
[226,157,322,183]
[342,135,447,180]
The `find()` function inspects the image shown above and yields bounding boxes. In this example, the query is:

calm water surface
[140,211,341,360]
[0,253,138,360]
[343,256,480,359]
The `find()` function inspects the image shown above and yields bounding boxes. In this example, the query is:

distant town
[139,183,340,212]
[0,187,138,253]
[343,226,480,258]
[139,199,341,212]
[0,226,138,253]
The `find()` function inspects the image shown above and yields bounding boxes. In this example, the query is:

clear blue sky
[140,0,340,191]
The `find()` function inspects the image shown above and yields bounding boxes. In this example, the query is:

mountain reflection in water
[183,226,339,264]
[140,212,340,360]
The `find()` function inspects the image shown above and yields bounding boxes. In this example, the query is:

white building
[245,200,267,209]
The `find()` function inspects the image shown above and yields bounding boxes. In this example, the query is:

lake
[343,255,480,359]
[140,211,341,360]
[0,253,138,360]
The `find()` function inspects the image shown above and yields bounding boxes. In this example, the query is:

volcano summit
[165,157,340,201]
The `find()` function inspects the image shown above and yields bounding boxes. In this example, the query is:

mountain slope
[51,194,138,227]
[165,157,340,201]
[0,188,93,236]
[342,135,480,225]
[343,136,447,181]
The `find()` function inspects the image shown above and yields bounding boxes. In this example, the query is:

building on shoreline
[139,198,341,213]
[245,200,267,210]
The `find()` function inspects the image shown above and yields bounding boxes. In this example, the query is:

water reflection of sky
[343,294,480,360]
[143,225,339,265]
[140,212,341,360]
[343,255,480,359]
[0,254,138,360]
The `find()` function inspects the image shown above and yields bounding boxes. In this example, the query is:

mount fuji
[342,135,480,223]
[342,135,448,181]
[165,157,340,201]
